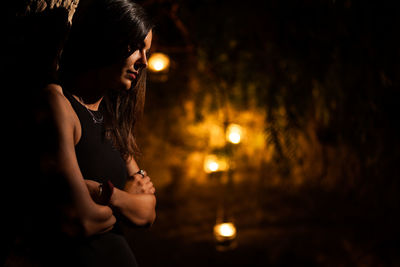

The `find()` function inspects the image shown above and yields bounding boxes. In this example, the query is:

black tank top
[64,90,128,189]
[63,90,138,267]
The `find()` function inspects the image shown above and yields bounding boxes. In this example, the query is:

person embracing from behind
[39,0,156,266]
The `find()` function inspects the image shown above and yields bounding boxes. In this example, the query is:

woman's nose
[142,51,148,68]
[138,50,148,68]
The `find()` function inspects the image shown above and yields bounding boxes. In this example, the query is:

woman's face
[101,30,153,91]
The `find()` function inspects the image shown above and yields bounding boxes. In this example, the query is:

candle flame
[148,53,170,72]
[204,155,228,173]
[226,124,242,144]
[214,222,237,239]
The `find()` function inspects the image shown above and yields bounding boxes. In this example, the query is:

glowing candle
[204,155,228,173]
[214,222,237,242]
[226,124,242,144]
[148,53,170,72]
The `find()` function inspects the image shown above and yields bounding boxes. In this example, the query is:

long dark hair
[59,0,153,158]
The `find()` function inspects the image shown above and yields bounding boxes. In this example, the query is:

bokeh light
[226,124,243,144]
[214,222,237,239]
[148,53,170,72]
[204,154,228,173]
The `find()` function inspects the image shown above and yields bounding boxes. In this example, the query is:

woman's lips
[127,72,136,80]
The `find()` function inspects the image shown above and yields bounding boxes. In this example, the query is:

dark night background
[3,0,400,266]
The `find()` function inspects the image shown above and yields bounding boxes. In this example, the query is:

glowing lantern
[148,53,170,72]
[204,155,228,173]
[204,155,218,173]
[226,124,242,144]
[214,222,237,239]
[214,222,237,251]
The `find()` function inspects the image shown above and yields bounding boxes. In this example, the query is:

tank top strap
[63,90,88,117]
[63,90,104,126]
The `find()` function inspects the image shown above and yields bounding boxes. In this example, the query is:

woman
[39,0,156,266]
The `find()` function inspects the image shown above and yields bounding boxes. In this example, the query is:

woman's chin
[119,79,133,91]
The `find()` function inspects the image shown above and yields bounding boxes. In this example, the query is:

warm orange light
[226,124,242,144]
[214,222,237,241]
[148,53,170,72]
[204,155,228,173]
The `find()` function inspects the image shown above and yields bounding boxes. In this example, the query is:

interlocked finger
[136,169,147,178]
[139,176,151,185]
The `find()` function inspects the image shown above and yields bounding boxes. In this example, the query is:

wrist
[98,180,114,205]
[109,186,121,207]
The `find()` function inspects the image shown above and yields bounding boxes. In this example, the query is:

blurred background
[4,0,400,266]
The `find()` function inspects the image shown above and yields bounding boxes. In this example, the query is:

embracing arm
[42,85,116,236]
[109,155,156,226]
[110,189,156,226]
[56,143,116,236]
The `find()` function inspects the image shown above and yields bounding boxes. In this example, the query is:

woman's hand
[125,171,156,195]
[85,179,114,205]
[85,179,101,203]
[108,168,157,226]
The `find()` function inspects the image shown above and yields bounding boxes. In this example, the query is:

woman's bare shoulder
[42,83,64,99]
[40,83,81,143]
[41,83,76,123]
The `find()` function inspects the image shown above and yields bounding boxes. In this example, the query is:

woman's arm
[110,189,156,226]
[42,84,116,236]
[109,155,156,226]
